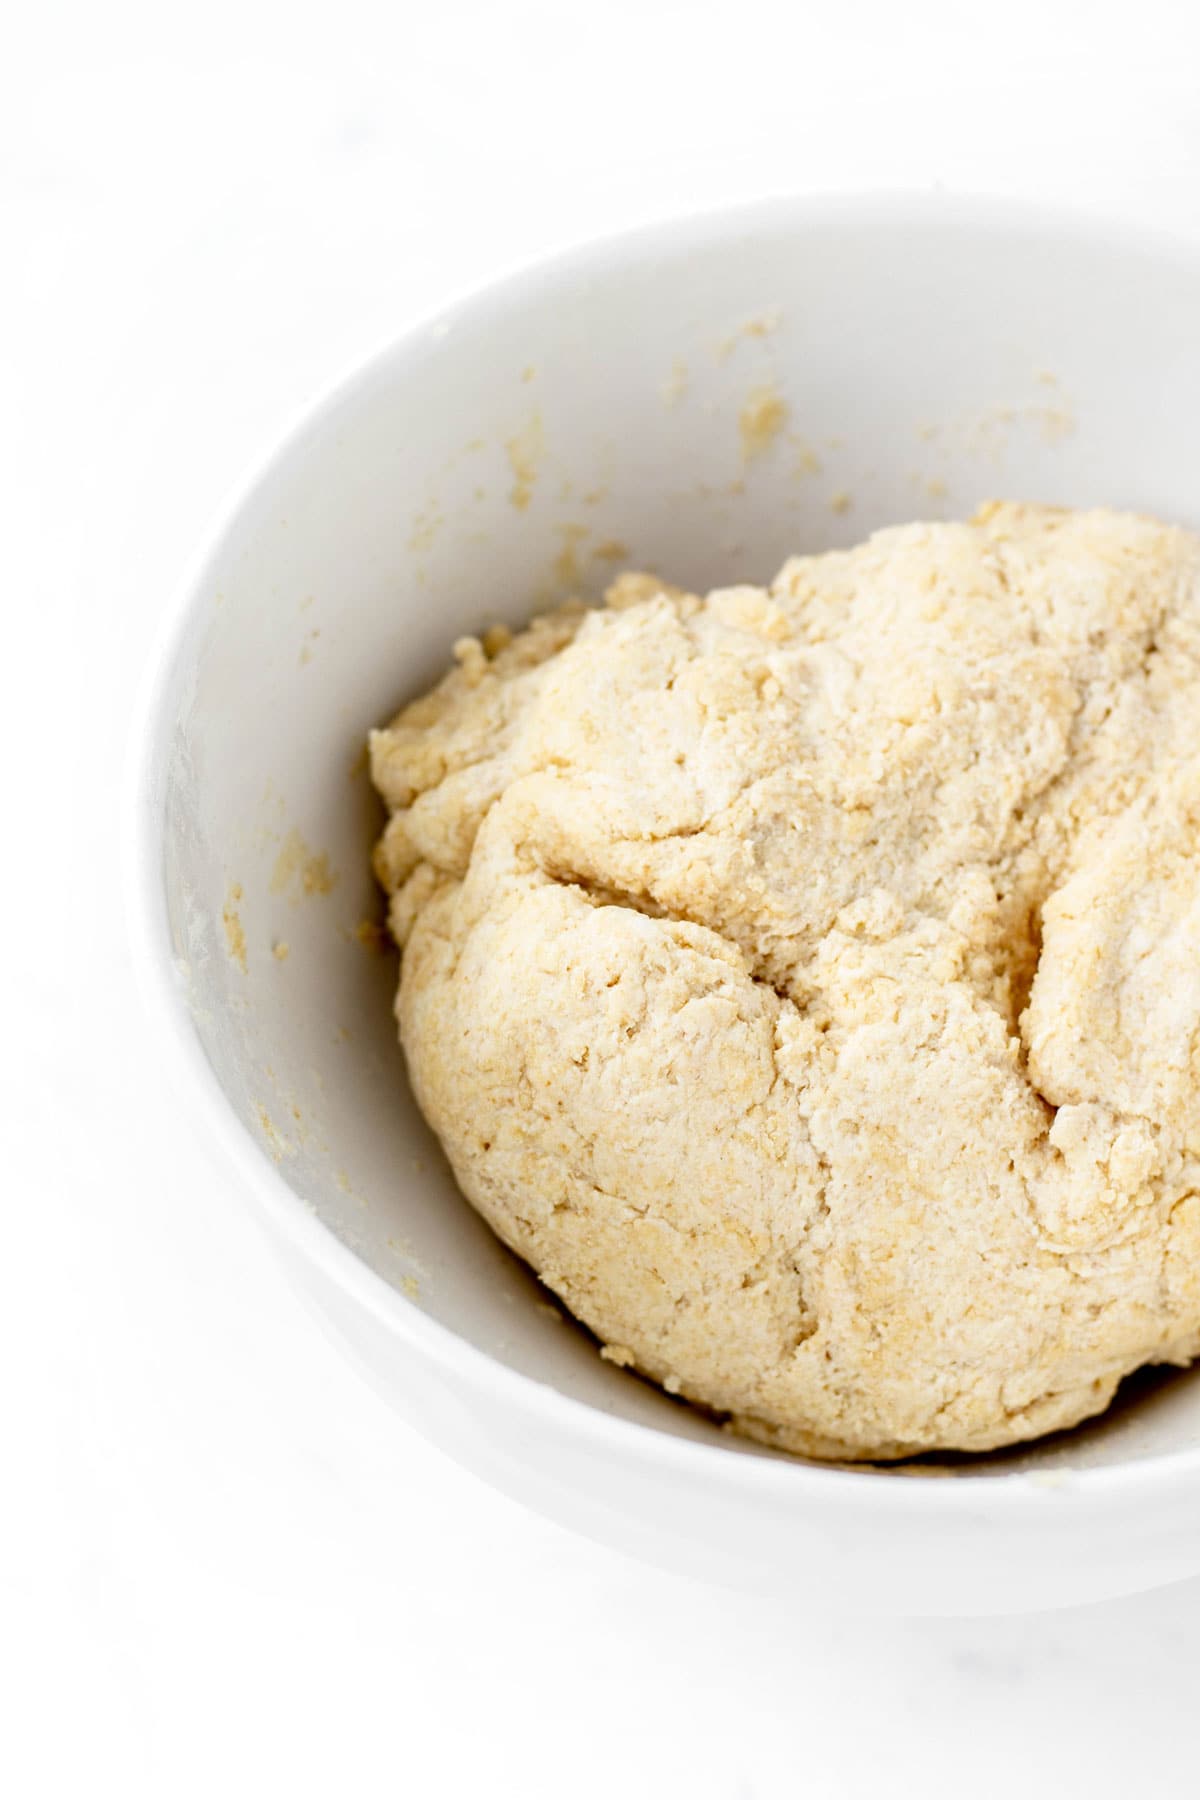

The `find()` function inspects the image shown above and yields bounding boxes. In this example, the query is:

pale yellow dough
[370,505,1200,1460]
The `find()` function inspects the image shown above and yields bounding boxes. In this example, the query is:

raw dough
[370,505,1200,1460]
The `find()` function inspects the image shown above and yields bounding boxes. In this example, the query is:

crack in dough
[369,505,1200,1459]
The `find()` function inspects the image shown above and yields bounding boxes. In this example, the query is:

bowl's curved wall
[131,198,1200,1610]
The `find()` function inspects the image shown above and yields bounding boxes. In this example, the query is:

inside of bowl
[158,198,1200,1475]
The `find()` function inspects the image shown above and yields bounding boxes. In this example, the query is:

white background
[7,4,1200,1794]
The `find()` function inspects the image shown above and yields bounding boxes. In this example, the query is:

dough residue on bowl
[368,504,1200,1461]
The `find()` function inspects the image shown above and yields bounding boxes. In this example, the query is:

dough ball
[370,505,1200,1460]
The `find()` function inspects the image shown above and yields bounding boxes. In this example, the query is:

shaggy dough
[370,505,1200,1460]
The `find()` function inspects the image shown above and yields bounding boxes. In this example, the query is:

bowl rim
[124,187,1200,1509]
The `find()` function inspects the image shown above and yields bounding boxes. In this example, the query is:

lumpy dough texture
[370,506,1200,1460]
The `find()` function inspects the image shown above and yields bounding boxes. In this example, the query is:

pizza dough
[369,504,1200,1460]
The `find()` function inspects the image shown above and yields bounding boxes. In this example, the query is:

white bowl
[127,194,1200,1616]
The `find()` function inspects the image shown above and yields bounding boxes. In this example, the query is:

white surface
[7,2,1200,1792]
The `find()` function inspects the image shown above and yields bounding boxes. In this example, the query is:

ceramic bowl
[127,194,1200,1615]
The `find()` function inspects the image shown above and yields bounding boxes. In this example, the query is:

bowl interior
[152,197,1200,1474]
